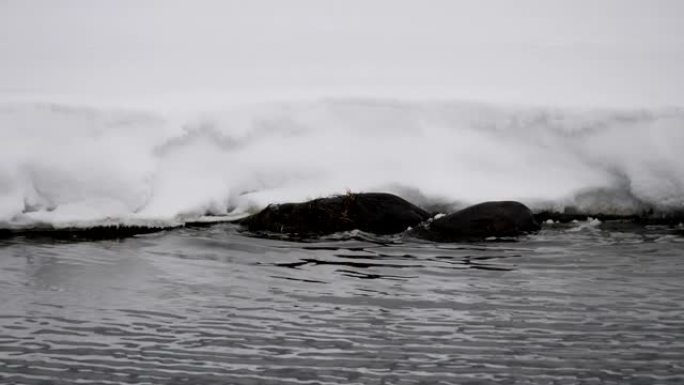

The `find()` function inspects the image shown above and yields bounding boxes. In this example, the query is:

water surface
[1,223,683,384]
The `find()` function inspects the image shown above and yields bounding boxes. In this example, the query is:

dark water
[1,222,683,385]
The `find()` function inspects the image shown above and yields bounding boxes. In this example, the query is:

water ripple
[1,225,683,384]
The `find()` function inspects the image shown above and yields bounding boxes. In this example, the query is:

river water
[1,222,683,384]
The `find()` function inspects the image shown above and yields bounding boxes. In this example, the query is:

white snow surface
[1,99,683,228]
[1,0,684,228]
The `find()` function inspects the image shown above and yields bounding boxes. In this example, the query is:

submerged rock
[410,201,540,241]
[239,192,431,235]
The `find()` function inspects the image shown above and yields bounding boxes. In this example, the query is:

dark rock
[410,201,540,241]
[533,210,684,226]
[0,225,168,243]
[239,192,430,235]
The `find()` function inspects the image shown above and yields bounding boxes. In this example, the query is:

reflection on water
[1,224,684,384]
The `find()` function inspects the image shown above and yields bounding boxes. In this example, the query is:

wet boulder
[239,192,431,235]
[410,201,540,241]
